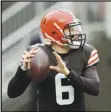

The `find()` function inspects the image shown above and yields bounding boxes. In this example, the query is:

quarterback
[7,9,100,111]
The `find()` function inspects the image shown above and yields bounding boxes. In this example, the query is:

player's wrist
[63,68,70,76]
[20,64,27,71]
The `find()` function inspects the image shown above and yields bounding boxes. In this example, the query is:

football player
[7,9,100,111]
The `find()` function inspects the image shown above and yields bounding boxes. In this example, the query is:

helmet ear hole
[51,31,56,36]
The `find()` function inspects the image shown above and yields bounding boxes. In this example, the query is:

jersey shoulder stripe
[83,43,99,67]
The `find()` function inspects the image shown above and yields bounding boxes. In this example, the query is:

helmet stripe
[53,22,65,36]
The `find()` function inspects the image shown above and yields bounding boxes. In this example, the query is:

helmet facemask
[63,22,86,49]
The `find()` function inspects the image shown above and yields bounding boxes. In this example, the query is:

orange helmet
[40,9,86,49]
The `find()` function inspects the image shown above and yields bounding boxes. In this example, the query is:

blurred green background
[2,2,111,111]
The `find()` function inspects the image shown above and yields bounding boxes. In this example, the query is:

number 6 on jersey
[55,73,75,105]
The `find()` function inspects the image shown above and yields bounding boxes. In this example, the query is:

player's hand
[50,51,70,76]
[20,47,38,71]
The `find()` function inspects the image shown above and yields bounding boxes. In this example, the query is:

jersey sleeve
[84,44,99,67]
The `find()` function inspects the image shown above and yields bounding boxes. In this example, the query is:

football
[29,47,50,82]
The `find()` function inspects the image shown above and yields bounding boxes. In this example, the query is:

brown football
[29,47,50,82]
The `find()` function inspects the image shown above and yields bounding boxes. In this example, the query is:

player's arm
[7,66,32,98]
[7,46,38,98]
[67,65,100,96]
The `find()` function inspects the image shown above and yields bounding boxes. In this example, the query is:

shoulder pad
[83,43,96,53]
[26,43,45,52]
